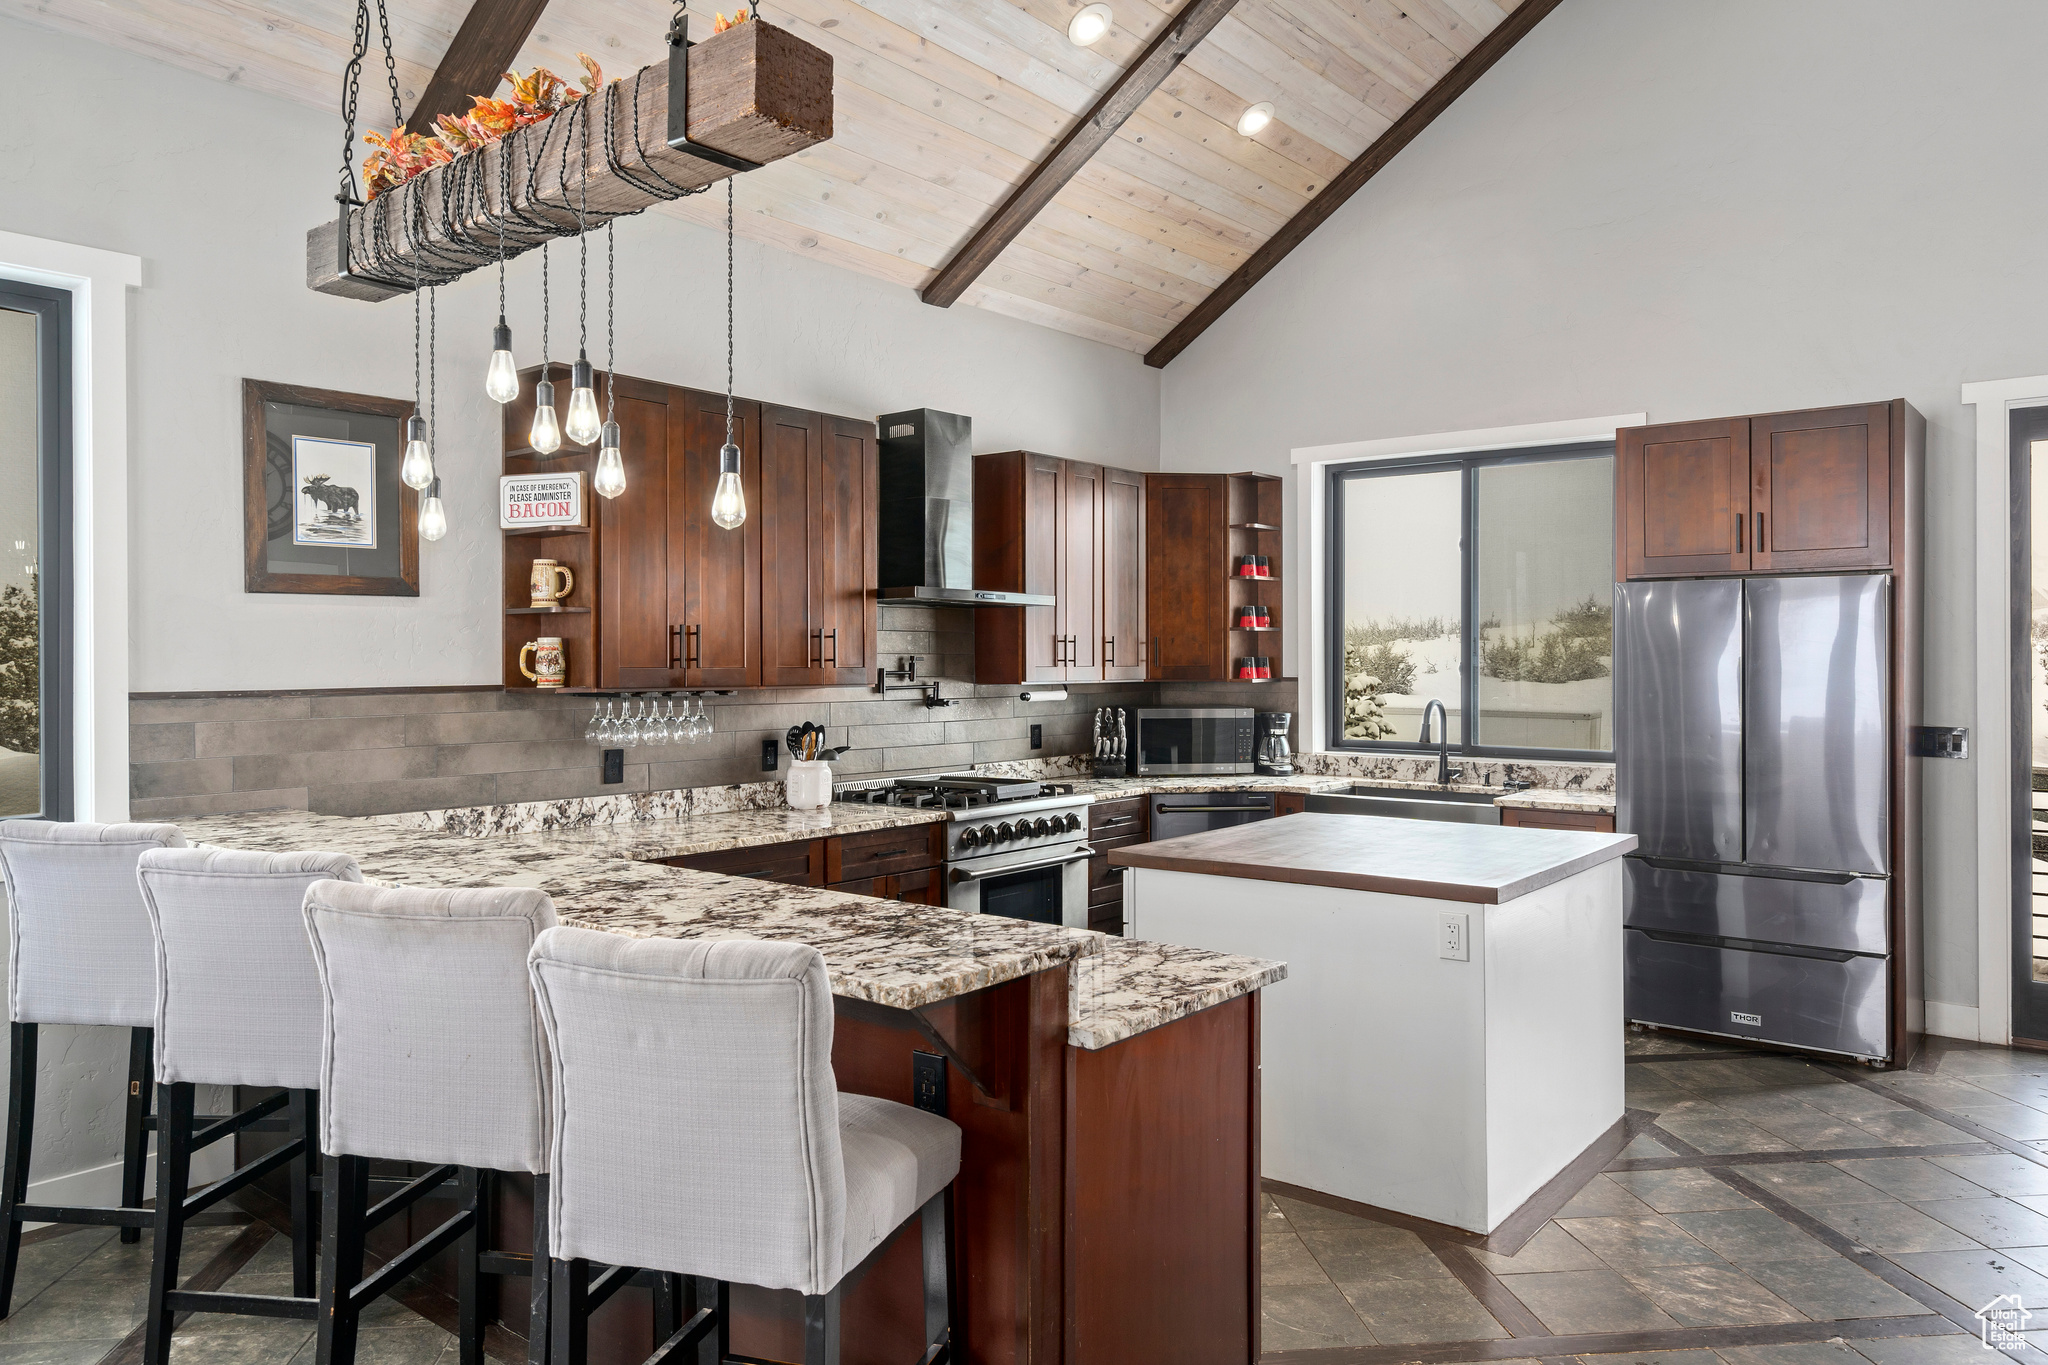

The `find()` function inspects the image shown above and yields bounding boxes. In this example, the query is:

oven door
[947,843,1093,929]
[1134,709,1255,775]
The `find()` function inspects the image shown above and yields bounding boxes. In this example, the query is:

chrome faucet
[1420,699,1461,785]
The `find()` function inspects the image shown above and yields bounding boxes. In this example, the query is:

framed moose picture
[242,379,419,595]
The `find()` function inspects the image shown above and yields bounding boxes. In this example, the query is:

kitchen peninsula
[182,800,1282,1365]
[1114,812,1635,1236]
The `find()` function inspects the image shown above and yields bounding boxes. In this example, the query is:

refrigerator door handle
[1635,855,1859,886]
[1638,928,1860,964]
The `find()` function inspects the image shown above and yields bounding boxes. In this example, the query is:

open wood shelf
[506,606,593,615]
[505,525,592,538]
[1228,522,1280,531]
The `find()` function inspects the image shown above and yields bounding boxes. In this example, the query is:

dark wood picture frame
[243,378,420,596]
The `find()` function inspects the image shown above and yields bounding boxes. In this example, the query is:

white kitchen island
[1112,812,1636,1234]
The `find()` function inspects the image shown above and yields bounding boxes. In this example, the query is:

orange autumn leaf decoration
[363,54,608,199]
[711,9,749,31]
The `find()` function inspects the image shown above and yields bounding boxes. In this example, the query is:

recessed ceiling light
[1068,4,1112,46]
[1236,102,1275,137]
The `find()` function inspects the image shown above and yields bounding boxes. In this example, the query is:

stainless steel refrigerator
[1615,574,1905,1061]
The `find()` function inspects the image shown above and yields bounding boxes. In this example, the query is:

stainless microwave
[1131,708,1256,775]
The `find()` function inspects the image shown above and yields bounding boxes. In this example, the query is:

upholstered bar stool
[527,927,962,1365]
[135,846,365,1364]
[302,880,560,1365]
[0,819,185,1314]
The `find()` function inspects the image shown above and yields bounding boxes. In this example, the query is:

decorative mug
[519,637,566,689]
[529,559,574,608]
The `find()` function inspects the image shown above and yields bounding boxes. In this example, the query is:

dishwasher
[1150,791,1276,841]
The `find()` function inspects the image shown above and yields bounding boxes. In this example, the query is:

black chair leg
[119,1027,152,1246]
[652,1270,682,1344]
[315,1153,369,1365]
[288,1089,318,1297]
[458,1167,483,1365]
[550,1257,589,1365]
[920,1189,956,1363]
[691,1277,728,1365]
[802,1284,841,1365]
[0,1022,38,1318]
[528,1174,551,1365]
[142,1081,195,1365]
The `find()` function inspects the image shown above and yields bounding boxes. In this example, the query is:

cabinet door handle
[1104,636,1115,665]
[1755,512,1764,553]
[688,625,702,670]
[669,625,682,669]
[1734,514,1742,554]
[826,629,838,667]
[809,628,820,669]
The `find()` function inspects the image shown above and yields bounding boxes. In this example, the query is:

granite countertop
[1494,789,1618,815]
[1110,812,1637,905]
[498,804,949,862]
[1068,938,1287,1050]
[176,809,1284,1050]
[177,810,1096,1014]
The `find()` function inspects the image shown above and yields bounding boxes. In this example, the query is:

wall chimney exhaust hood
[877,408,1054,607]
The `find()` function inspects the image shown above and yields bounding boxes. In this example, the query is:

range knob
[995,822,1016,845]
[1061,812,1083,833]
[1031,817,1052,837]
[958,826,982,850]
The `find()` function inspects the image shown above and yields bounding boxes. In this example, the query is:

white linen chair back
[0,821,186,1027]
[527,927,848,1295]
[137,847,362,1090]
[302,880,557,1173]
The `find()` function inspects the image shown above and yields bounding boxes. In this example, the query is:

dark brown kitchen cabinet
[671,388,763,687]
[975,451,1138,685]
[1145,471,1283,682]
[1500,806,1616,833]
[1619,401,1906,580]
[661,839,825,886]
[1102,466,1147,681]
[761,405,878,686]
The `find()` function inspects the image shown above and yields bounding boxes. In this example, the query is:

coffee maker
[1254,712,1294,776]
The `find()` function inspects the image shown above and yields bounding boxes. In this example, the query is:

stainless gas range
[835,775,1093,928]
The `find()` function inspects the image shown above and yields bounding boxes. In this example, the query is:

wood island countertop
[1109,812,1636,904]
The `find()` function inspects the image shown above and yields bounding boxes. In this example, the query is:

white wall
[1159,0,2044,1014]
[0,12,1161,696]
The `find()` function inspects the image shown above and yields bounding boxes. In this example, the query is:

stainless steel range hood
[877,408,1054,607]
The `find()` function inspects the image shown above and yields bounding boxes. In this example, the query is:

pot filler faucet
[1420,698,1461,785]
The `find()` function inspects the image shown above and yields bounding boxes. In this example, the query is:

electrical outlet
[762,738,779,772]
[912,1051,948,1115]
[1438,910,1469,962]
[601,749,624,784]
[1911,726,1968,760]
[1030,723,1042,750]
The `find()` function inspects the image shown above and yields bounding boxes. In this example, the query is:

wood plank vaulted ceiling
[3,0,1533,362]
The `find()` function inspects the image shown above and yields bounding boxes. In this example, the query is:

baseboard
[22,1144,232,1229]
[1925,1000,1985,1042]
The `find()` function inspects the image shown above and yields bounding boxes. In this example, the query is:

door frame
[1959,374,2048,1046]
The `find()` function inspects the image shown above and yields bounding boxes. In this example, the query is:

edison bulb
[711,442,746,529]
[400,416,435,490]
[485,322,519,404]
[529,378,562,454]
[565,356,602,446]
[419,494,448,542]
[594,422,626,499]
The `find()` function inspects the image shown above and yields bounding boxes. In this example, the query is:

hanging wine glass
[619,700,641,749]
[662,699,679,745]
[650,699,671,746]
[585,702,604,744]
[694,697,713,738]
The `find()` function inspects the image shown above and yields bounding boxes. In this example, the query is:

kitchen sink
[1303,784,1503,825]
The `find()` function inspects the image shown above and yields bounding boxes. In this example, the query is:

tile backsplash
[131,605,1307,819]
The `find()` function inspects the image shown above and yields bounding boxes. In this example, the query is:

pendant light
[401,274,434,490]
[710,178,746,530]
[529,242,563,454]
[594,220,627,499]
[419,286,447,540]
[563,108,604,447]
[484,175,518,404]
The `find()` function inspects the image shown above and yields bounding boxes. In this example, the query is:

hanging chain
[578,103,590,355]
[428,285,437,449]
[376,0,403,129]
[606,221,617,421]
[412,262,421,412]
[540,241,551,383]
[733,175,741,444]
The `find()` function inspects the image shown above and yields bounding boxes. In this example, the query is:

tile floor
[0,1216,458,1363]
[1263,1032,2048,1363]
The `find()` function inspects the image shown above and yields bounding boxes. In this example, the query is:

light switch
[1438,911,1469,962]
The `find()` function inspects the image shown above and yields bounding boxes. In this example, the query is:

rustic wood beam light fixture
[404,0,553,136]
[918,0,1239,310]
[1141,0,1563,369]
[307,12,833,302]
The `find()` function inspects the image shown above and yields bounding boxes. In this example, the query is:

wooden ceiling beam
[1142,0,1562,368]
[403,0,554,135]
[919,0,1241,310]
